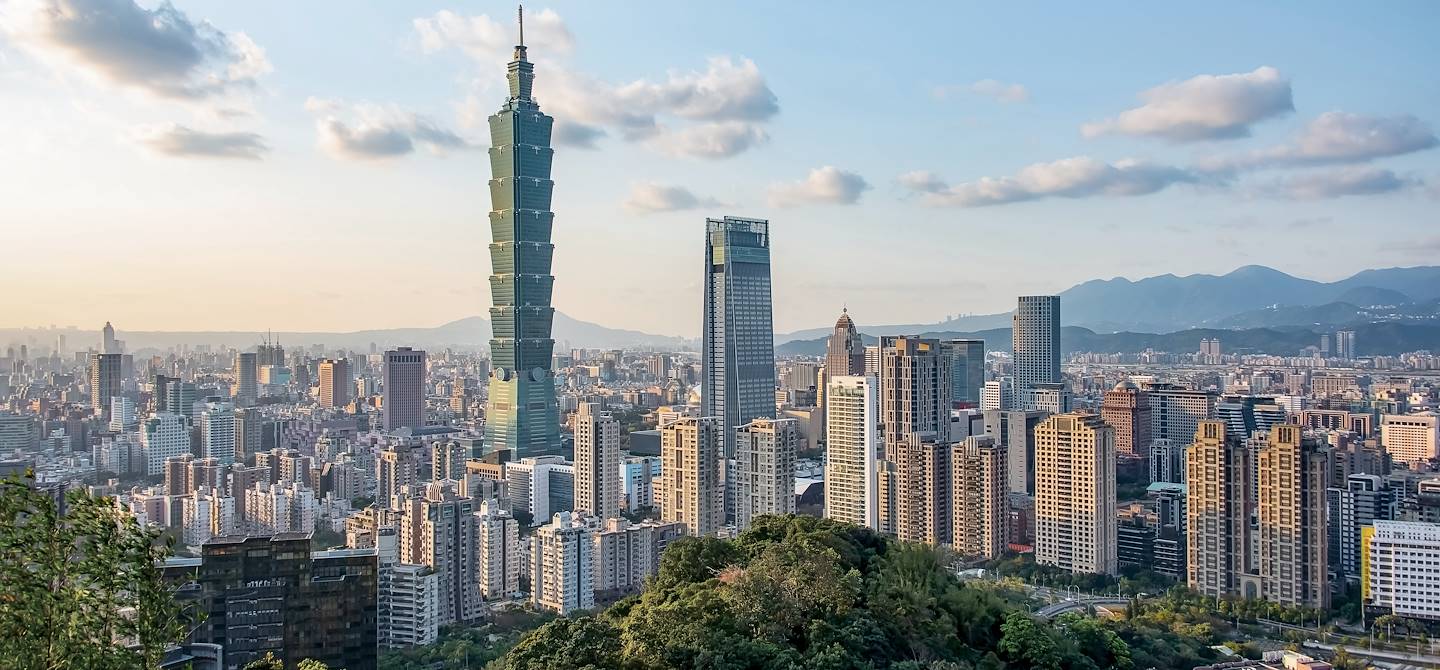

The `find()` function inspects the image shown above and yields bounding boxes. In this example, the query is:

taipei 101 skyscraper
[484,7,561,458]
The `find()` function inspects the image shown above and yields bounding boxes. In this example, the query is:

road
[1033,596,1132,619]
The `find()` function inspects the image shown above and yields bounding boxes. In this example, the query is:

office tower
[483,27,561,460]
[657,417,724,537]
[101,321,117,354]
[1381,413,1438,467]
[734,418,798,531]
[318,358,352,408]
[702,216,776,458]
[1149,482,1188,579]
[1186,421,1249,599]
[142,413,192,476]
[475,500,522,600]
[377,527,439,650]
[152,373,177,412]
[1034,412,1117,575]
[0,412,39,451]
[879,336,951,442]
[89,352,121,420]
[432,440,467,482]
[887,431,951,545]
[233,409,263,463]
[980,379,1011,411]
[573,402,621,520]
[179,534,377,670]
[1335,330,1356,360]
[244,481,316,534]
[233,352,257,408]
[985,409,1047,495]
[1101,380,1151,457]
[1012,296,1061,408]
[502,455,567,520]
[952,434,1008,559]
[166,381,199,420]
[1147,383,1217,447]
[1026,382,1071,414]
[1149,439,1187,484]
[530,511,595,614]
[1364,521,1440,621]
[109,396,137,432]
[198,401,236,466]
[377,446,419,509]
[1254,424,1329,609]
[940,339,986,407]
[825,308,866,377]
[396,483,481,624]
[1216,395,1286,441]
[824,375,877,528]
[383,348,427,432]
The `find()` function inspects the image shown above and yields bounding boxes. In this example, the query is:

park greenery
[379,610,555,670]
[488,515,1222,670]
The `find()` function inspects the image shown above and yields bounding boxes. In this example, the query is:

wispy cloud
[1082,66,1292,142]
[1256,167,1418,200]
[899,158,1196,207]
[1198,112,1437,172]
[768,166,870,207]
[135,124,267,160]
[304,97,476,160]
[622,182,721,213]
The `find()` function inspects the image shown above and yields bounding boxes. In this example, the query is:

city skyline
[3,1,1438,336]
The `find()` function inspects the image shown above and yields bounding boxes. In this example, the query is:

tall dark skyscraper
[702,216,776,457]
[484,11,560,458]
[940,339,985,408]
[89,352,121,420]
[383,347,426,432]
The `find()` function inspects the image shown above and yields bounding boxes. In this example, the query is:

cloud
[1258,166,1417,200]
[1082,66,1292,142]
[419,11,778,159]
[135,124,267,159]
[622,182,721,213]
[305,97,475,160]
[3,0,271,101]
[968,79,1030,103]
[901,157,1196,207]
[414,8,573,64]
[768,166,870,207]
[1199,112,1438,172]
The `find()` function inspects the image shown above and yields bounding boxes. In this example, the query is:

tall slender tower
[702,216,776,458]
[484,8,561,458]
[1012,296,1060,409]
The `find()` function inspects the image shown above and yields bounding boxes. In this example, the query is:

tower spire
[518,4,525,47]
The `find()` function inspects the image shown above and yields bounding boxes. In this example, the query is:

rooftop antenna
[518,4,524,46]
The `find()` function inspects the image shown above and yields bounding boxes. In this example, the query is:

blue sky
[2,1,1437,337]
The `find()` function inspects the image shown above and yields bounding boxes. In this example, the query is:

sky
[1,1,1438,338]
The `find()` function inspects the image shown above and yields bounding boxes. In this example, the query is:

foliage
[379,611,555,670]
[351,495,375,508]
[983,552,1174,596]
[243,653,284,670]
[0,474,192,670]
[490,514,1214,670]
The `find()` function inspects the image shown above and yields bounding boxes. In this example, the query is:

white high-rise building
[1012,296,1060,409]
[592,518,676,600]
[199,400,236,466]
[1382,413,1438,467]
[1365,521,1440,621]
[825,375,878,529]
[244,480,316,534]
[504,455,568,522]
[980,379,1012,411]
[475,500,522,600]
[735,417,797,531]
[141,413,192,476]
[573,402,621,520]
[657,417,724,537]
[181,486,235,546]
[1034,412,1117,575]
[530,511,595,614]
[377,526,440,650]
[108,396,137,432]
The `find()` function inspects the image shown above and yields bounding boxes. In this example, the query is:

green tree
[650,536,743,589]
[0,475,191,670]
[242,653,284,670]
[998,613,1062,670]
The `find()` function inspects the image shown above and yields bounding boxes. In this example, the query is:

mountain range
[776,265,1440,343]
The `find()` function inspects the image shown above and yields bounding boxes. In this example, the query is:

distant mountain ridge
[0,313,692,354]
[775,265,1440,342]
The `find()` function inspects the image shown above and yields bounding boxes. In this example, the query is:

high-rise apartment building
[89,352,122,420]
[475,500,522,600]
[878,336,951,442]
[1253,424,1329,609]
[702,216,776,458]
[1034,412,1117,575]
[984,409,1047,495]
[530,511,595,614]
[1381,413,1438,467]
[318,358,352,408]
[951,434,1008,559]
[377,446,419,508]
[825,309,866,378]
[1012,296,1060,409]
[592,518,674,602]
[198,400,236,466]
[483,31,561,460]
[890,431,951,546]
[824,375,877,529]
[1101,380,1151,457]
[1186,421,1249,599]
[395,482,481,625]
[573,402,621,520]
[734,418,798,531]
[657,417,724,537]
[377,525,440,650]
[1335,330,1357,360]
[431,440,467,482]
[940,339,986,407]
[383,348,427,432]
[142,413,192,476]
[233,352,258,408]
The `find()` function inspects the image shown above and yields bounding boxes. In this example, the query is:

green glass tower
[484,13,560,458]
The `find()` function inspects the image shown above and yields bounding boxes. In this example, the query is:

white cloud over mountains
[1082,66,1293,142]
